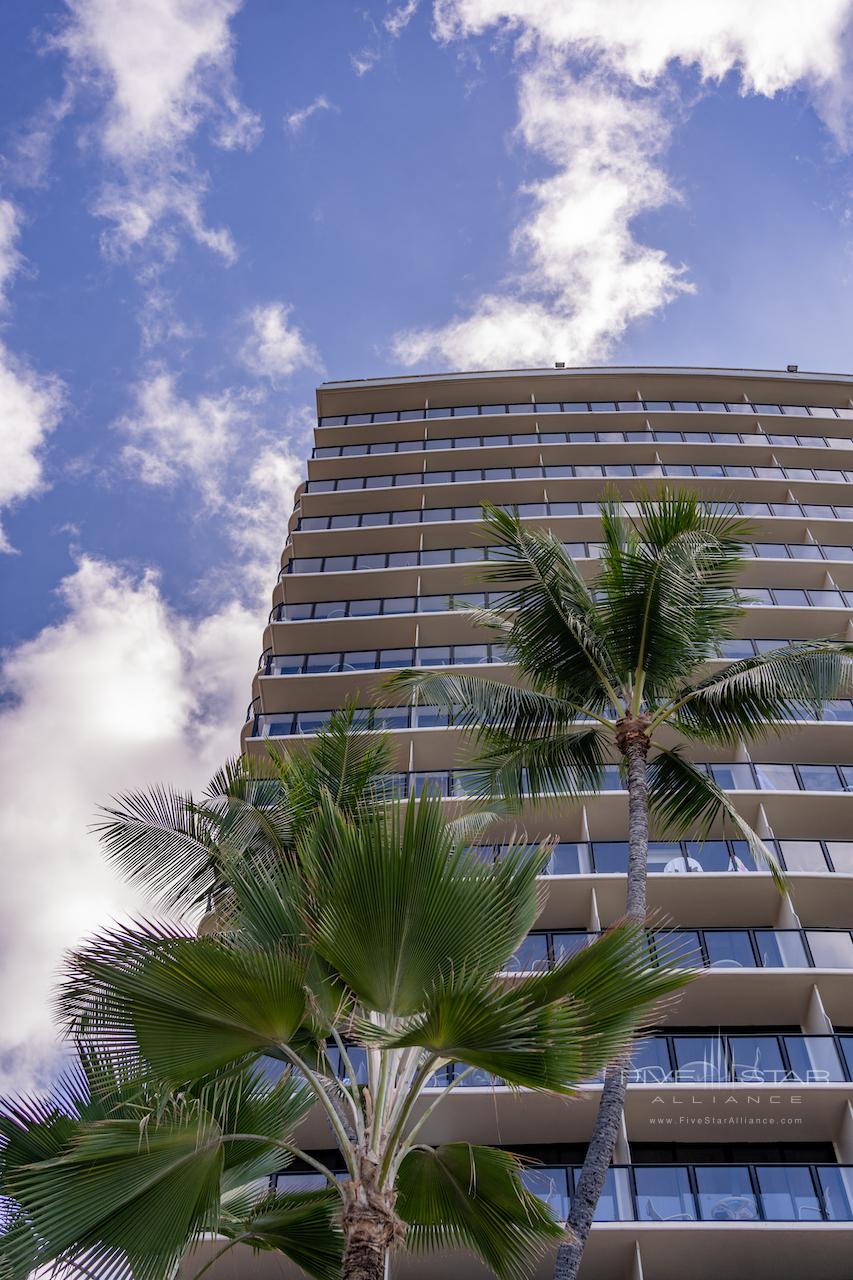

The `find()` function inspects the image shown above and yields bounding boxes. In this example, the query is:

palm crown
[0,713,686,1280]
[387,490,853,1280]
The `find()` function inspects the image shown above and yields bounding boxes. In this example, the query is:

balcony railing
[317,400,853,427]
[512,927,853,972]
[313,426,853,458]
[272,1162,853,1224]
[249,702,853,740]
[303,461,853,496]
[322,1034,853,1090]
[295,497,853,534]
[278,539,853,582]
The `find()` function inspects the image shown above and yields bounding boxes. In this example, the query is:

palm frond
[58,923,311,1081]
[303,792,548,1017]
[215,1188,343,1280]
[397,1143,562,1280]
[667,641,853,743]
[647,747,787,889]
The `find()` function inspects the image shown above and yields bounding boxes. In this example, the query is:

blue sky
[2,0,853,1089]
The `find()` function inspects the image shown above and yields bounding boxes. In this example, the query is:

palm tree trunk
[341,1166,401,1280]
[554,729,649,1280]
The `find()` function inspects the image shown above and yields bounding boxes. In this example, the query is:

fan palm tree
[0,715,687,1280]
[386,491,853,1280]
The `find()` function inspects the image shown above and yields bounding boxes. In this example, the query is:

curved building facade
[241,367,853,1279]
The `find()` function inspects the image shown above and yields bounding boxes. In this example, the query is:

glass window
[384,596,416,614]
[754,403,783,414]
[695,464,724,477]
[452,405,479,417]
[482,467,512,481]
[424,437,451,451]
[341,651,376,671]
[562,402,589,413]
[591,842,628,873]
[535,402,562,413]
[755,930,809,968]
[700,402,727,412]
[347,413,372,425]
[710,763,755,789]
[781,405,809,416]
[551,843,586,875]
[644,401,671,411]
[397,439,422,453]
[454,644,490,664]
[304,653,343,673]
[789,544,823,559]
[685,840,733,872]
[509,933,549,971]
[798,764,842,791]
[809,406,838,418]
[576,464,604,478]
[811,590,845,607]
[320,414,345,426]
[704,930,757,968]
[309,600,344,619]
[695,1166,758,1220]
[417,596,451,613]
[291,558,322,575]
[348,598,381,617]
[421,507,450,523]
[481,404,507,415]
[378,649,414,669]
[551,932,593,960]
[628,1038,672,1083]
[522,1167,569,1222]
[774,589,808,606]
[801,504,835,518]
[719,639,755,659]
[634,1166,695,1221]
[269,654,305,675]
[672,1035,727,1082]
[426,406,451,419]
[391,510,421,525]
[411,704,447,729]
[355,554,386,570]
[360,512,391,527]
[482,435,509,447]
[817,1167,853,1221]
[756,1166,820,1221]
[666,931,703,968]
[324,555,355,572]
[784,1035,845,1083]
[341,444,368,456]
[729,1035,786,1083]
[423,470,451,485]
[515,465,545,479]
[296,711,331,734]
[541,431,569,444]
[590,401,616,412]
[508,402,534,413]
[416,646,450,667]
[779,841,828,872]
[517,503,547,516]
[754,763,798,790]
[826,841,853,873]
[806,931,853,969]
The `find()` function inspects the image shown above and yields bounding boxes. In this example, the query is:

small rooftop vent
[554,361,566,369]
[787,364,799,373]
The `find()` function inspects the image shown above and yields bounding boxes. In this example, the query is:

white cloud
[351,47,381,76]
[0,199,65,551]
[238,302,322,383]
[0,349,65,552]
[0,556,265,1092]
[53,0,261,262]
[225,439,306,596]
[393,66,690,369]
[284,95,335,135]
[392,0,853,370]
[116,369,256,506]
[385,0,420,37]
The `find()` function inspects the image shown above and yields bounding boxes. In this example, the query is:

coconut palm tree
[0,714,687,1280]
[387,491,853,1280]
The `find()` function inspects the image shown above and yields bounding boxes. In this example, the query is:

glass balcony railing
[313,427,853,458]
[469,838,853,876]
[249,700,853,740]
[239,759,853,800]
[303,461,853,496]
[295,497,853,534]
[272,1162,853,1224]
[314,1033,853,1090]
[318,400,853,427]
[278,538,853,580]
[510,927,853,972]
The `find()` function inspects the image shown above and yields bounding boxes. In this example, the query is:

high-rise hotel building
[242,368,853,1279]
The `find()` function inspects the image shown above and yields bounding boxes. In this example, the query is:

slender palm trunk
[341,1160,401,1280]
[554,727,650,1280]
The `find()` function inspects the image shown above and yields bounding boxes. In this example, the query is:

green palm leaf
[59,924,311,1079]
[397,1143,562,1280]
[214,1187,343,1280]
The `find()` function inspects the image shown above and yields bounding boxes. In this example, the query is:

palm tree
[387,491,853,1280]
[0,714,687,1280]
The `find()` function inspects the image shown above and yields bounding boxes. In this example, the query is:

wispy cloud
[384,0,420,37]
[0,198,64,551]
[284,94,336,135]
[238,301,323,384]
[50,0,261,265]
[351,46,382,76]
[392,0,853,369]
